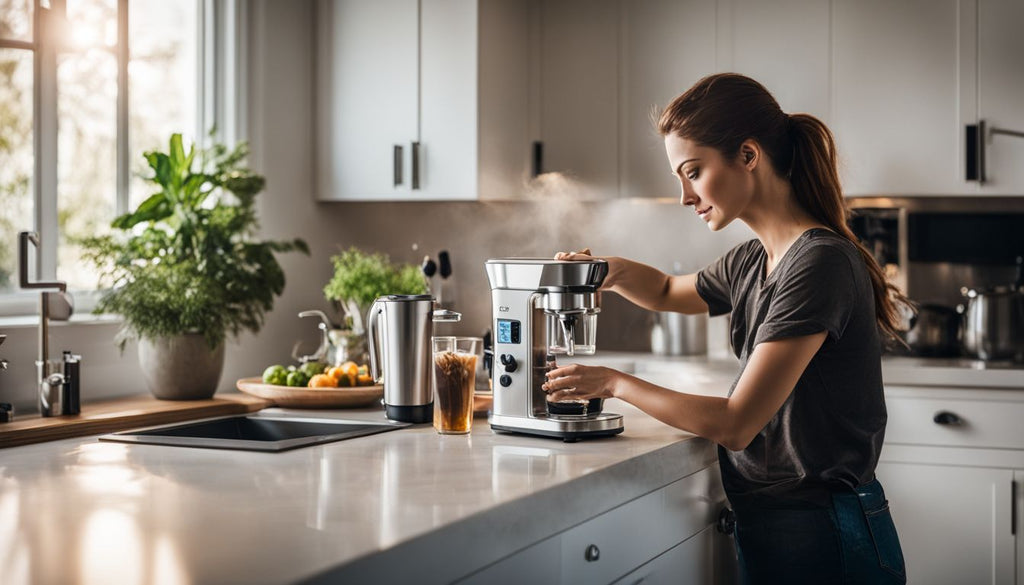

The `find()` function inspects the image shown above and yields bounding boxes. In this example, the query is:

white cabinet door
[540,0,620,199]
[612,527,715,585]
[455,533,562,585]
[419,0,478,200]
[1016,470,1024,585]
[620,0,716,200]
[316,0,419,200]
[976,0,1024,194]
[832,0,971,196]
[721,0,831,123]
[875,462,1015,585]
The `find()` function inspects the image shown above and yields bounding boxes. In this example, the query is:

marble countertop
[586,351,1024,391]
[0,356,741,585]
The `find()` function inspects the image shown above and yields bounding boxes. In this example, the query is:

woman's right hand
[553,248,622,290]
[554,247,593,261]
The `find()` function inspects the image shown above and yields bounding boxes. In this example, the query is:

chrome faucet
[18,231,75,417]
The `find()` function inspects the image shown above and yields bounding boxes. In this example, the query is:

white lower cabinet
[878,388,1024,585]
[613,527,716,585]
[456,465,735,585]
[876,461,1014,585]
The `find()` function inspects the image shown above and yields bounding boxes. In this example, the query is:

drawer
[885,395,1024,450]
[560,466,723,584]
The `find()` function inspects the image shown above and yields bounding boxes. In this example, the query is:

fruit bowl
[236,378,383,408]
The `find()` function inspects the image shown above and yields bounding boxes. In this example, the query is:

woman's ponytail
[788,113,910,345]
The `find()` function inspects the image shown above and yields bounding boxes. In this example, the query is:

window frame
[0,0,247,318]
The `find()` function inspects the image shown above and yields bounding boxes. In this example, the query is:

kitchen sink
[99,415,409,452]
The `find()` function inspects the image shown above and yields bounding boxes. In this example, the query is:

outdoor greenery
[80,133,308,349]
[323,247,427,333]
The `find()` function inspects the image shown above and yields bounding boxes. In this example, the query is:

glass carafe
[546,311,598,356]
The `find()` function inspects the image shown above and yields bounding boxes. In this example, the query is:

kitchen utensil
[421,255,437,294]
[437,250,454,308]
[367,294,460,423]
[236,377,383,408]
[960,257,1024,361]
[906,303,962,357]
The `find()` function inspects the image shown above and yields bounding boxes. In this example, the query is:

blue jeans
[732,479,906,585]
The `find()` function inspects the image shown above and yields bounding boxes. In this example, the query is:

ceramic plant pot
[138,334,225,400]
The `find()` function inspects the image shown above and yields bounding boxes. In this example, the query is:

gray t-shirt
[696,228,886,507]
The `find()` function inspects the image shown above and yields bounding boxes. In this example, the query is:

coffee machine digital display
[485,258,624,442]
[496,319,520,344]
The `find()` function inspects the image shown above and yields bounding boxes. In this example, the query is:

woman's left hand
[542,363,621,401]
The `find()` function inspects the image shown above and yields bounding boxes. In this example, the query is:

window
[0,0,244,316]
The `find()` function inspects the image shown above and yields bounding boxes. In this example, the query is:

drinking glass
[432,336,477,434]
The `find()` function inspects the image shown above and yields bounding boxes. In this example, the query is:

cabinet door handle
[584,543,600,562]
[716,507,736,535]
[532,140,544,177]
[965,123,983,182]
[933,411,963,426]
[393,145,404,187]
[411,141,421,190]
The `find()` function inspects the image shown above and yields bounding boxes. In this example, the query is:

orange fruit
[356,373,375,386]
[308,374,337,388]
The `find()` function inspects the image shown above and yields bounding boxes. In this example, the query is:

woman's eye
[686,169,699,181]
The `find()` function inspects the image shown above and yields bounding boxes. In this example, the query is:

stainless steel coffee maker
[485,258,624,441]
[367,295,460,423]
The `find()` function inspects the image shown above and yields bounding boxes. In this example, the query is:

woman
[543,73,908,584]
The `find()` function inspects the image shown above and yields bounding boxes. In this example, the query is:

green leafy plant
[323,247,427,333]
[80,133,309,349]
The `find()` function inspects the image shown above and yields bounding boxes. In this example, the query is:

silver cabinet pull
[393,145,404,187]
[411,141,420,190]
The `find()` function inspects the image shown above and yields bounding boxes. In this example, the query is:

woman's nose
[679,179,697,207]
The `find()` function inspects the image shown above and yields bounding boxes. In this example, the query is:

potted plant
[81,133,308,399]
[322,247,427,363]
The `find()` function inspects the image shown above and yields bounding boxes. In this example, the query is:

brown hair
[657,73,909,343]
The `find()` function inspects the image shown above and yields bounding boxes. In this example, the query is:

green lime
[262,364,288,386]
[286,370,309,387]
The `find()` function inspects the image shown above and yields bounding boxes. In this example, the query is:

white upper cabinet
[316,0,420,200]
[620,0,717,200]
[975,0,1024,194]
[720,0,831,122]
[315,0,1023,201]
[538,0,621,199]
[832,0,970,196]
[316,0,529,201]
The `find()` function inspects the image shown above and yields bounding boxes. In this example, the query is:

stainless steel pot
[960,286,1024,362]
[906,303,962,357]
[960,257,1024,362]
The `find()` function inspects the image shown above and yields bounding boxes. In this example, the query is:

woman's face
[664,134,753,231]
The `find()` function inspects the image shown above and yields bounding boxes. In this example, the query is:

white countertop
[0,356,741,585]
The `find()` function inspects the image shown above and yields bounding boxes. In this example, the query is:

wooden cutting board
[0,393,270,449]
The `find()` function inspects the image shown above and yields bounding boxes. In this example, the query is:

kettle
[367,295,460,423]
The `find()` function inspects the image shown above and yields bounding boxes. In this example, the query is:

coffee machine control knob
[499,354,518,373]
[499,374,512,387]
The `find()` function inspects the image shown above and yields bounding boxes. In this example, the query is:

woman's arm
[556,251,708,314]
[543,331,827,451]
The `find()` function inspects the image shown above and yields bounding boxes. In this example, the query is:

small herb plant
[81,133,308,349]
[323,247,426,333]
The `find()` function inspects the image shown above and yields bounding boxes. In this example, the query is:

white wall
[0,0,750,415]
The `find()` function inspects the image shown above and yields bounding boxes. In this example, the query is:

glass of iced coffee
[432,336,478,434]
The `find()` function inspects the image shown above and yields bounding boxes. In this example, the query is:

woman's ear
[740,140,760,170]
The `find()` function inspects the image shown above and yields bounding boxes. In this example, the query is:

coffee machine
[485,258,624,441]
